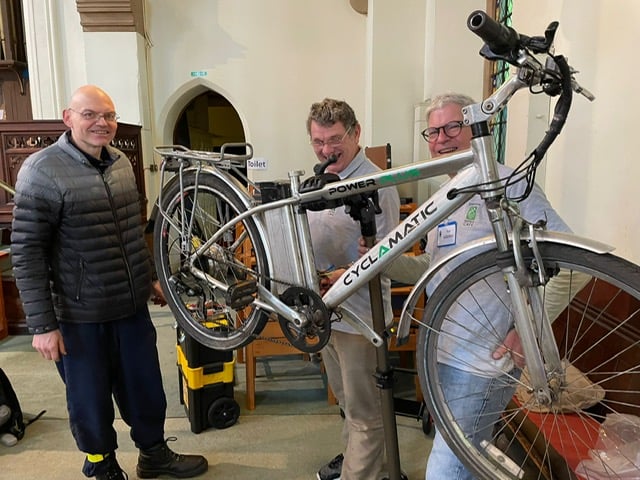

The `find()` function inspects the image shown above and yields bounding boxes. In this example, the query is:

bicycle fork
[493,205,565,407]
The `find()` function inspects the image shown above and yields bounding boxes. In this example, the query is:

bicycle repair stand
[345,192,406,480]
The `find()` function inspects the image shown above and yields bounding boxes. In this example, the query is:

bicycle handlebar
[467,10,520,56]
[467,9,594,103]
[460,10,595,202]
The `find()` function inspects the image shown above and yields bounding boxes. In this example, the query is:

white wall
[506,0,639,263]
[367,0,427,201]
[416,0,485,203]
[22,0,86,118]
[147,0,367,189]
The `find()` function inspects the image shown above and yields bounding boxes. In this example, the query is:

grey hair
[306,98,359,135]
[425,92,477,120]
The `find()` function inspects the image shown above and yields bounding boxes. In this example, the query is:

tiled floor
[0,304,432,479]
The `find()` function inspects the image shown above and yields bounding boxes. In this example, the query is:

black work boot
[82,452,128,480]
[95,456,128,480]
[136,438,208,479]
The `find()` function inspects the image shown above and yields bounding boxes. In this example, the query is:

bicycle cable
[448,53,574,204]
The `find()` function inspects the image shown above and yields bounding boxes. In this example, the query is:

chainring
[278,287,331,353]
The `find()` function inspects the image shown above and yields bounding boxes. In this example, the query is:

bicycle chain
[249,334,295,346]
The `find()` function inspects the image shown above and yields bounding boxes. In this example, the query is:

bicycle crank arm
[335,305,385,347]
[253,284,309,327]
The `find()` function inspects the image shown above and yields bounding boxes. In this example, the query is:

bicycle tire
[416,243,640,480]
[154,171,269,350]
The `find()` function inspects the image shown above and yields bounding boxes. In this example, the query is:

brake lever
[313,154,338,175]
[543,56,595,101]
[571,77,596,101]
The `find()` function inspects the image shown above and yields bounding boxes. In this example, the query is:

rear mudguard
[394,230,614,345]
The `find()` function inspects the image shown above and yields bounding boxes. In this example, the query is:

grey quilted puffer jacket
[10,132,152,334]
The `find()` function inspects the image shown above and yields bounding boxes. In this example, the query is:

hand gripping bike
[153,10,640,480]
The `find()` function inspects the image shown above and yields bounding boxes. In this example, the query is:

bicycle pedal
[225,280,258,309]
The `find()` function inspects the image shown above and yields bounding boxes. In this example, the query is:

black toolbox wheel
[208,397,240,429]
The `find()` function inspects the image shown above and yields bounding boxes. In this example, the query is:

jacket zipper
[101,171,137,310]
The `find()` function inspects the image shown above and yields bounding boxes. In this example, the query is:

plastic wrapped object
[575,413,640,479]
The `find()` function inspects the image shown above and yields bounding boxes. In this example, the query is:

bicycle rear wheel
[154,171,269,350]
[415,243,640,480]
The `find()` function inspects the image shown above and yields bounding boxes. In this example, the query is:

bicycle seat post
[289,169,323,290]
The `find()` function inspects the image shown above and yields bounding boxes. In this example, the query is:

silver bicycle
[153,10,640,480]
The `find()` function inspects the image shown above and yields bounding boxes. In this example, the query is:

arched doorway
[145,88,250,267]
[172,89,247,179]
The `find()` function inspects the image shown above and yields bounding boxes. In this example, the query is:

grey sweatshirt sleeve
[384,252,430,285]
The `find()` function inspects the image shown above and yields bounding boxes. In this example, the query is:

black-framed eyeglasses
[421,121,464,143]
[310,126,352,149]
[68,108,120,123]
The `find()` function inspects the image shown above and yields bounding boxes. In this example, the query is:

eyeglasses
[68,108,120,123]
[421,121,464,143]
[310,126,352,149]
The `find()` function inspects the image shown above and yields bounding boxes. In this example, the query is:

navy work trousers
[56,306,167,454]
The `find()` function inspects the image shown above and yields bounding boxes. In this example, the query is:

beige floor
[0,304,432,479]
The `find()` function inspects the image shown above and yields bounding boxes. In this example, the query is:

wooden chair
[243,317,310,410]
[365,143,392,170]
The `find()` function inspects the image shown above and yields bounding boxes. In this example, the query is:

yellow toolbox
[176,327,239,433]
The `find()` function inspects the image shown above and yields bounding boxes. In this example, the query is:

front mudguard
[394,230,614,345]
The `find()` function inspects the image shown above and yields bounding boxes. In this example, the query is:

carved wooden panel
[0,0,32,118]
[0,120,147,226]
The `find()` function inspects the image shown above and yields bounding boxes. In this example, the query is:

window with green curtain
[487,0,513,164]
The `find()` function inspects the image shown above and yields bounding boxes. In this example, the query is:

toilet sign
[247,157,267,170]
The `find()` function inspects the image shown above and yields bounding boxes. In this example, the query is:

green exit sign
[190,71,207,77]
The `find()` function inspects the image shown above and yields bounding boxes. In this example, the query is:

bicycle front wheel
[416,243,640,480]
[154,171,269,350]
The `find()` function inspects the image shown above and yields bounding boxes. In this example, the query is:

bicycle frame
[155,146,476,337]
[155,63,605,349]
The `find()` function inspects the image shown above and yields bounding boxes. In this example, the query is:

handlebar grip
[467,10,520,54]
